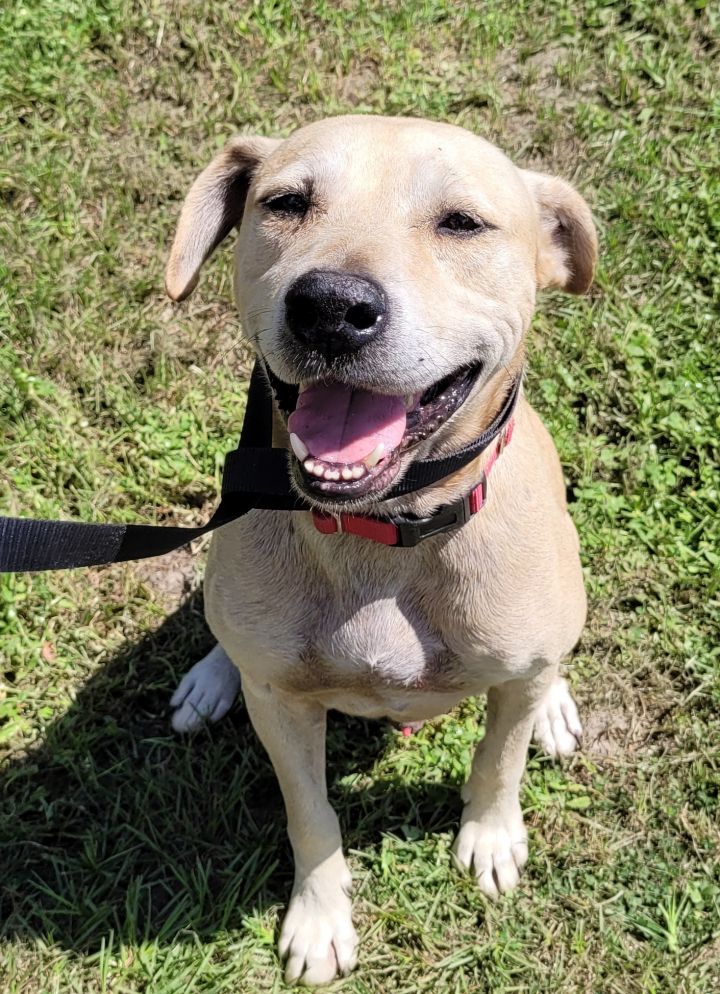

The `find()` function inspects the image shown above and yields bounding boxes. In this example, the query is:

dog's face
[167,116,596,508]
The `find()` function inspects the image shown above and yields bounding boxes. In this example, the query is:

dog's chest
[292,594,463,698]
[208,515,543,716]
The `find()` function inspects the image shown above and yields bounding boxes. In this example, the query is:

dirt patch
[583,705,633,758]
[492,44,600,181]
[339,60,379,105]
[579,676,682,761]
[526,45,570,75]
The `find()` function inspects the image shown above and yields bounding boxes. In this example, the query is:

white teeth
[304,458,368,482]
[289,433,309,461]
[364,442,385,468]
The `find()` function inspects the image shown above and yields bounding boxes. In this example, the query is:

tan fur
[166,115,597,985]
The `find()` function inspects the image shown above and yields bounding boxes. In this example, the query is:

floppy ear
[520,170,598,294]
[165,135,281,301]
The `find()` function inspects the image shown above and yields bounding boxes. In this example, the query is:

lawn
[1,1,718,991]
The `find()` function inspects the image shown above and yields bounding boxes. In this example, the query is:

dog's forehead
[255,116,530,210]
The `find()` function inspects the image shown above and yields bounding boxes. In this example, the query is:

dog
[164,115,597,985]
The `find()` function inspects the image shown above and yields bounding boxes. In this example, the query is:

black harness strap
[0,364,521,572]
[239,359,274,449]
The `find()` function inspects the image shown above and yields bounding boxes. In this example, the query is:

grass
[1,0,718,991]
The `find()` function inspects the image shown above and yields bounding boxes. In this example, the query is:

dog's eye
[438,212,489,235]
[263,192,309,216]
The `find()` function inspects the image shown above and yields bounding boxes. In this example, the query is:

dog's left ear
[165,135,281,302]
[520,170,598,294]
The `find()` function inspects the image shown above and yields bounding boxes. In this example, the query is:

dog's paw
[452,805,528,899]
[532,677,582,758]
[170,645,241,733]
[279,873,358,986]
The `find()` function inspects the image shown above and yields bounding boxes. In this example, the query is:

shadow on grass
[0,589,460,952]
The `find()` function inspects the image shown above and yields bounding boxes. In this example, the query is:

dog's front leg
[242,675,358,986]
[453,668,556,897]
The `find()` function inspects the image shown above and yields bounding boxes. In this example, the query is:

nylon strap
[0,364,272,572]
[0,363,521,572]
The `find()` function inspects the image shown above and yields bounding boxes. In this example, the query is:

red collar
[311,417,514,547]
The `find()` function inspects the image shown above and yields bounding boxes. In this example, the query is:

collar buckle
[394,492,473,547]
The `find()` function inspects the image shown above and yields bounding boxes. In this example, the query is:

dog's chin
[265,360,485,509]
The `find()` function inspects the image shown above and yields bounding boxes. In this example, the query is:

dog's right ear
[519,169,598,295]
[165,135,281,302]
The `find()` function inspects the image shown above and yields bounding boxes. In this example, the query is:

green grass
[1,1,719,991]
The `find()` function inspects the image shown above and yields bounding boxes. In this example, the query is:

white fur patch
[170,644,242,732]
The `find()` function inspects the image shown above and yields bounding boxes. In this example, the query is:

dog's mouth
[266,361,484,502]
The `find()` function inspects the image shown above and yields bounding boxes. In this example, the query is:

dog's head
[166,115,597,509]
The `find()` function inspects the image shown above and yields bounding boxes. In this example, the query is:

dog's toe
[171,693,210,733]
[533,677,582,758]
[452,806,527,898]
[284,943,339,988]
[169,670,195,710]
[279,882,358,986]
[170,644,241,733]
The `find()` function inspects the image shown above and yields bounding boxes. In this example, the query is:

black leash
[0,363,521,572]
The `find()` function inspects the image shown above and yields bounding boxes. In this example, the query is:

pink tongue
[287,382,406,464]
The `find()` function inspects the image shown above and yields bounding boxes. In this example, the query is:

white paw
[279,872,358,986]
[533,677,583,758]
[170,644,242,733]
[452,806,528,898]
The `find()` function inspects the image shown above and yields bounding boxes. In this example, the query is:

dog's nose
[285,269,386,359]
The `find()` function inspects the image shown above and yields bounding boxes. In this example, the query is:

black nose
[285,269,386,359]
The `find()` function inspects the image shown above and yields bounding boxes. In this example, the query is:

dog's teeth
[307,456,365,482]
[363,442,385,468]
[289,433,309,461]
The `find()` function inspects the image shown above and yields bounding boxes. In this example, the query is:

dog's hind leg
[170,643,241,732]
